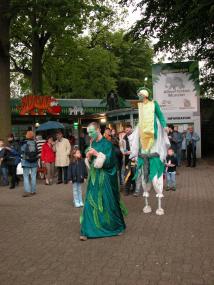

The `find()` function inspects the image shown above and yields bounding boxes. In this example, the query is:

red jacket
[41,142,55,163]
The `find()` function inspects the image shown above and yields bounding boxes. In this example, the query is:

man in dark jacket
[3,134,21,189]
[0,139,9,186]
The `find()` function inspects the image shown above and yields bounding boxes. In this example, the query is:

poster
[152,61,200,113]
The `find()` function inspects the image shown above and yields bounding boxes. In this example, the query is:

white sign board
[152,62,200,113]
[154,73,198,113]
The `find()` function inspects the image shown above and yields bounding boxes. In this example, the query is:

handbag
[16,162,23,175]
[37,166,47,174]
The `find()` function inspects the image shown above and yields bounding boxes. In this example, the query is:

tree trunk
[0,0,11,141]
[32,32,43,95]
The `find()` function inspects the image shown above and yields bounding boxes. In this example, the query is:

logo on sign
[69,106,84,115]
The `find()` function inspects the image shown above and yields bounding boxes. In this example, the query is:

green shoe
[172,187,176,191]
[165,187,170,191]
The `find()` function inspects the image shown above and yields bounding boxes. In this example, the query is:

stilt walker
[129,87,170,215]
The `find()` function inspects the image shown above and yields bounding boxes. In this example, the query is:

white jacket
[54,138,71,167]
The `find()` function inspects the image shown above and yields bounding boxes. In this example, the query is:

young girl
[68,148,87,207]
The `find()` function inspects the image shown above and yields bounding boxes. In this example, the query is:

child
[68,148,87,207]
[165,148,177,191]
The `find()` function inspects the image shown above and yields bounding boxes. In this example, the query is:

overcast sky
[125,3,142,29]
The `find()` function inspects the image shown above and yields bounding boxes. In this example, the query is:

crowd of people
[0,123,200,198]
[0,120,200,241]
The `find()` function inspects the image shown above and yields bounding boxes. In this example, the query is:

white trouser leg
[142,173,152,213]
[152,174,164,215]
[73,183,80,207]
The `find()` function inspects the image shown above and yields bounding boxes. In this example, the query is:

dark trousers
[0,166,9,185]
[8,165,18,187]
[181,149,186,161]
[187,144,196,166]
[124,167,136,194]
[57,166,68,183]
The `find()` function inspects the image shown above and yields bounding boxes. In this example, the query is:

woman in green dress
[80,122,126,240]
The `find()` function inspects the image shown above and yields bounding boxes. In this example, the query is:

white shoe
[74,203,81,208]
[143,205,152,213]
[156,208,164,215]
[79,202,84,207]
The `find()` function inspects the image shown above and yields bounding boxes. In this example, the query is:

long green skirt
[80,166,126,238]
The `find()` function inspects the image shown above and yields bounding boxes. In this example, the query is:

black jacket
[68,159,87,183]
[0,141,21,166]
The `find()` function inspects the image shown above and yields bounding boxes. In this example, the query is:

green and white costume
[129,89,170,215]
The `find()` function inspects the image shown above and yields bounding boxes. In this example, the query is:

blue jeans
[0,166,9,185]
[72,183,83,207]
[166,172,176,188]
[23,167,37,193]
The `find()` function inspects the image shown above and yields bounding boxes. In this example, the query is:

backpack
[23,140,38,162]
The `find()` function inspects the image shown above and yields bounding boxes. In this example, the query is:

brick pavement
[0,160,214,285]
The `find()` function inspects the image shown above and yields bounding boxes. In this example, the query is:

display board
[152,61,200,113]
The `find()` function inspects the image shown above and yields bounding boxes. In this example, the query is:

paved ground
[0,160,214,285]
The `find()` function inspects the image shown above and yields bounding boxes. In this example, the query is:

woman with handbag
[41,136,55,185]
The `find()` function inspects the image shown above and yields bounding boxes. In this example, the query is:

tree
[87,29,153,98]
[43,36,118,98]
[112,32,153,99]
[121,0,214,96]
[0,0,11,140]
[10,0,115,95]
[10,0,91,95]
[9,0,124,98]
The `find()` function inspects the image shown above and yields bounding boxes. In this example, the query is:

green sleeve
[154,100,167,128]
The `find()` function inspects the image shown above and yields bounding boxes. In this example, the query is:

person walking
[68,148,87,208]
[54,130,71,184]
[41,136,55,185]
[21,131,38,197]
[186,126,200,167]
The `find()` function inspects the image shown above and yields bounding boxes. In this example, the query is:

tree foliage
[10,0,116,95]
[43,35,118,98]
[15,30,153,99]
[121,0,214,96]
[9,0,153,99]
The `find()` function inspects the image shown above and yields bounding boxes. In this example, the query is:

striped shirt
[36,139,46,157]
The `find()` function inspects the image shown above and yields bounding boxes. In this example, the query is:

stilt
[143,196,152,213]
[156,197,164,215]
